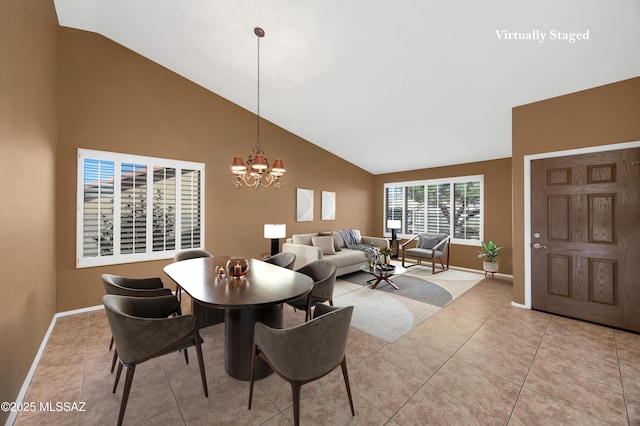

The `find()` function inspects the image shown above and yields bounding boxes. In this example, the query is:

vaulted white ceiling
[53,0,640,174]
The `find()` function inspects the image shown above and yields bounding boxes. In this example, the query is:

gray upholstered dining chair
[103,294,208,426]
[173,249,213,300]
[401,233,451,274]
[102,274,182,373]
[248,304,355,426]
[287,260,338,321]
[264,251,296,270]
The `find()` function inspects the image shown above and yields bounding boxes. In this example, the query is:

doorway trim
[521,140,640,309]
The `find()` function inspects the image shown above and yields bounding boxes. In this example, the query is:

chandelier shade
[231,27,285,190]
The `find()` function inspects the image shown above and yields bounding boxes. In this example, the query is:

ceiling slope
[54,0,640,174]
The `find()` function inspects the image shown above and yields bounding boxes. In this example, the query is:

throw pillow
[292,234,314,245]
[332,231,346,249]
[318,232,341,251]
[311,236,337,255]
[420,236,440,250]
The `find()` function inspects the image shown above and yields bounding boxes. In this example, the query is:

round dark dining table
[164,256,313,380]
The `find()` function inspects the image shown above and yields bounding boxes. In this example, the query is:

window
[77,149,205,268]
[384,175,483,245]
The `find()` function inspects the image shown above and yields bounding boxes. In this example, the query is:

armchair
[401,233,451,274]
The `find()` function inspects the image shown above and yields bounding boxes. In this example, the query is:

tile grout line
[504,310,552,424]
[613,331,632,425]
[386,289,509,423]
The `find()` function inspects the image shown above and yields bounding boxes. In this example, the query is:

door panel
[531,148,640,332]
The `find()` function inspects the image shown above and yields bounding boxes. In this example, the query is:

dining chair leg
[341,357,355,416]
[291,381,302,426]
[183,348,189,364]
[113,362,123,393]
[117,365,136,426]
[305,299,312,322]
[111,348,118,373]
[194,329,208,397]
[109,336,114,350]
[248,343,258,409]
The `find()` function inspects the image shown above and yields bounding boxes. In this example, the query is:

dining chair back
[288,260,337,321]
[264,252,296,270]
[173,249,213,300]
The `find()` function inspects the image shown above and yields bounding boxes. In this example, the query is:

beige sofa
[282,230,389,276]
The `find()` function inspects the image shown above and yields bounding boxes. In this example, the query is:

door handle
[533,243,547,250]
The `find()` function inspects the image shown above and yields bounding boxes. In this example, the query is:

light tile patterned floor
[13,276,640,425]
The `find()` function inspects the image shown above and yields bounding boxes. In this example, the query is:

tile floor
[13,276,640,425]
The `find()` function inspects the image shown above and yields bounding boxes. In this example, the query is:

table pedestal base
[192,301,225,328]
[225,305,282,381]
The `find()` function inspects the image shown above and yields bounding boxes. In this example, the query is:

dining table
[163,256,314,381]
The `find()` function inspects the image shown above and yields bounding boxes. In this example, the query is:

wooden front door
[531,147,640,332]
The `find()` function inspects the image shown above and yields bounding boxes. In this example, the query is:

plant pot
[483,261,498,277]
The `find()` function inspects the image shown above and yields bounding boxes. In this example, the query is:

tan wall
[512,76,640,304]
[373,158,513,274]
[56,28,375,311]
[0,0,58,421]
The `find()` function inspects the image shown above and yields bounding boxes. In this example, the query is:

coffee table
[359,264,407,289]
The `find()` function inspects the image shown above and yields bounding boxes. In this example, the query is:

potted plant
[378,246,394,266]
[478,240,503,276]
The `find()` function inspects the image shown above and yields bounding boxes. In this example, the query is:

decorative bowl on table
[378,264,395,271]
[226,257,250,277]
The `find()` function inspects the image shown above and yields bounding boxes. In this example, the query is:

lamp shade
[264,224,286,239]
[387,220,401,230]
[271,159,285,175]
[252,155,268,170]
[231,156,247,174]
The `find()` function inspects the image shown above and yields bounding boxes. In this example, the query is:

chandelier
[231,27,285,189]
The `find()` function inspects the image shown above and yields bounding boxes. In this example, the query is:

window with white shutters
[383,175,483,245]
[77,149,205,268]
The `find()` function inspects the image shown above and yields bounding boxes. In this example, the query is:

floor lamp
[264,224,286,256]
[387,220,401,258]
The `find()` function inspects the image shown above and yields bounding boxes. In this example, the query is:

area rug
[340,271,453,307]
[332,267,484,343]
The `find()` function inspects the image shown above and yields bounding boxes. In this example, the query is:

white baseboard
[449,265,514,280]
[511,301,530,309]
[5,304,103,426]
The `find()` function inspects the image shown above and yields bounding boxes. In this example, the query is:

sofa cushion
[332,231,346,249]
[405,247,443,258]
[292,233,317,246]
[318,232,341,251]
[311,236,336,255]
[328,249,369,268]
